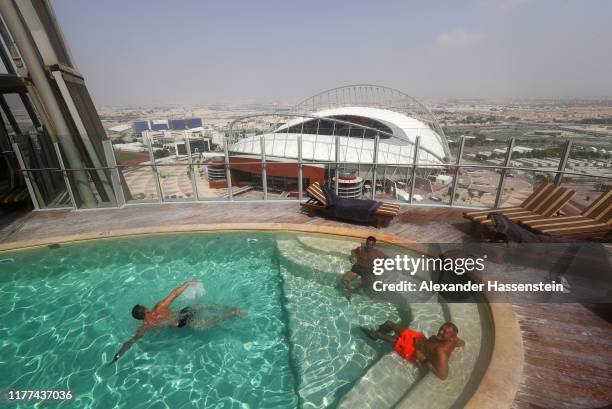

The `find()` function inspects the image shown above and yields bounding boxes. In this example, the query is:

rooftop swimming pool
[0,232,492,409]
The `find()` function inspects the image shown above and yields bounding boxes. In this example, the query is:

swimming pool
[0,232,491,409]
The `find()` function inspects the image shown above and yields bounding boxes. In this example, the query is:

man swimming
[341,236,385,299]
[108,280,246,365]
[362,321,464,380]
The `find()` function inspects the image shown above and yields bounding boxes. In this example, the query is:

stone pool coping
[0,222,524,409]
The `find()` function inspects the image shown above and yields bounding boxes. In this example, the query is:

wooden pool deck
[1,202,610,409]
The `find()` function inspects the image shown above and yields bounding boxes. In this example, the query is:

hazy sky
[52,0,612,105]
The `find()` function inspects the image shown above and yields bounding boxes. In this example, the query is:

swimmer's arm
[156,280,197,309]
[427,349,449,380]
[350,246,361,262]
[455,337,465,348]
[345,280,363,301]
[108,326,148,365]
[414,349,427,367]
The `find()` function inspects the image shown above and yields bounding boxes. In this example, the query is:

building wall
[133,120,150,133]
[228,156,325,185]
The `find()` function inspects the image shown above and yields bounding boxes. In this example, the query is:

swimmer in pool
[108,280,246,365]
[361,321,464,380]
[341,236,385,300]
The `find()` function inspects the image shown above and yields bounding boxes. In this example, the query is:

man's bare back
[414,329,464,380]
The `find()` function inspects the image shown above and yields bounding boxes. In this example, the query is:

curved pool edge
[463,302,524,409]
[0,222,524,409]
[0,222,411,253]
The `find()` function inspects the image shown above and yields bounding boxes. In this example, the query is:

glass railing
[7,118,611,211]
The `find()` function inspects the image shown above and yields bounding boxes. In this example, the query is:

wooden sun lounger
[463,184,575,228]
[0,186,29,203]
[300,182,400,228]
[0,167,29,205]
[518,189,612,240]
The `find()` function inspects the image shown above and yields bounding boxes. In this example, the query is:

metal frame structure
[0,0,118,209]
[294,84,451,160]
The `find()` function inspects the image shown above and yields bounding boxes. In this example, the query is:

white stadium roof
[229,107,450,166]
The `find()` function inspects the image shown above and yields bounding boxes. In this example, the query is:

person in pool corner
[362,321,464,380]
[341,236,385,299]
[108,280,246,365]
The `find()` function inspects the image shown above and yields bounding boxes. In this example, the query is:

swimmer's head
[131,304,147,320]
[438,322,458,340]
[365,236,376,248]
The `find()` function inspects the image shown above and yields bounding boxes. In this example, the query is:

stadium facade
[224,85,452,197]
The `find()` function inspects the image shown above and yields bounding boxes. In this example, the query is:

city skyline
[53,0,612,105]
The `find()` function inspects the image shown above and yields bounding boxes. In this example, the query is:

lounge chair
[0,167,29,205]
[463,184,575,228]
[301,181,400,228]
[518,189,612,240]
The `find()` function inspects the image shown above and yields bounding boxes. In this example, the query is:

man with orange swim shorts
[361,321,464,380]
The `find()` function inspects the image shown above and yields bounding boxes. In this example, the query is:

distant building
[169,119,186,130]
[164,137,211,156]
[107,124,132,139]
[141,130,174,145]
[112,142,147,152]
[143,129,212,154]
[168,117,203,130]
[514,146,533,154]
[151,119,169,131]
[493,146,533,155]
[132,120,150,135]
[187,118,203,129]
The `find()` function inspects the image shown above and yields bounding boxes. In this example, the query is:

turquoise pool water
[0,232,488,409]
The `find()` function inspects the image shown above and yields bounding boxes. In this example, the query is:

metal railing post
[261,135,267,200]
[145,135,163,203]
[102,140,125,207]
[53,142,77,209]
[372,133,379,199]
[184,132,199,200]
[334,134,340,195]
[12,142,40,209]
[494,137,515,208]
[554,139,573,186]
[449,136,465,206]
[313,119,320,158]
[358,128,366,175]
[409,135,421,204]
[297,134,303,201]
[224,137,233,201]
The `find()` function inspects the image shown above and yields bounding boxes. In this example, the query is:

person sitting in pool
[341,236,385,299]
[361,321,464,380]
[108,280,246,365]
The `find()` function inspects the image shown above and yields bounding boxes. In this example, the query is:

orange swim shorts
[393,328,426,361]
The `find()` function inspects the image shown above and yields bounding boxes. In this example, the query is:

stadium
[223,85,453,199]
